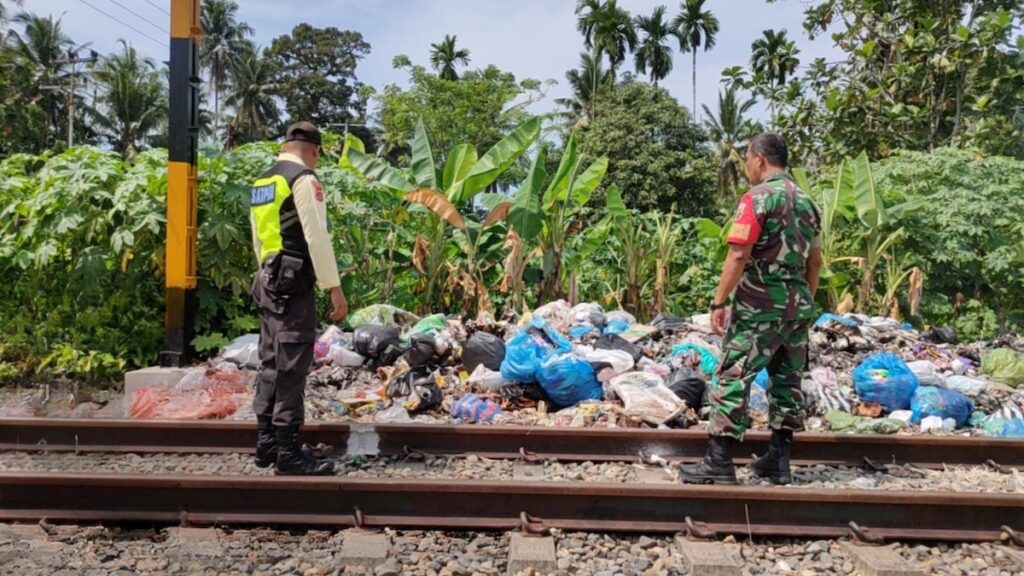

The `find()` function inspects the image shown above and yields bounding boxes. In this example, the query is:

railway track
[0,418,1022,542]
[2,418,1023,469]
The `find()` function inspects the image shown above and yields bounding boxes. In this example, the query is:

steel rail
[0,471,1019,542]
[1,418,1022,470]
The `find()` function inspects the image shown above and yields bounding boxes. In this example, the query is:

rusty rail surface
[0,471,1019,542]
[1,418,1022,469]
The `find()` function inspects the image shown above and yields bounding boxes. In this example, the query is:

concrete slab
[164,527,223,557]
[635,467,673,484]
[338,532,388,570]
[507,533,557,576]
[123,366,189,417]
[841,543,924,576]
[674,537,742,576]
[512,463,545,481]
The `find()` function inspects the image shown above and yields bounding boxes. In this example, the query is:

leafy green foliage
[576,80,716,214]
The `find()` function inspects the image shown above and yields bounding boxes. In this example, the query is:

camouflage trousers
[708,316,812,440]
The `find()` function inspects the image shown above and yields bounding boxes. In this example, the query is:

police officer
[681,133,822,485]
[249,121,347,475]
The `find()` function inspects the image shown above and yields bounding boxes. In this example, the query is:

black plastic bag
[403,334,437,367]
[353,325,402,357]
[593,334,643,363]
[922,326,959,345]
[666,367,706,411]
[463,332,506,373]
[388,368,442,413]
[651,314,688,332]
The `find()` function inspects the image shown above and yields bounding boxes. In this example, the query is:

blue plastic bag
[754,369,769,389]
[500,317,572,384]
[911,386,974,428]
[814,313,859,328]
[536,353,602,408]
[853,353,919,413]
[568,324,598,340]
[981,418,1024,438]
[603,318,631,336]
[670,343,719,375]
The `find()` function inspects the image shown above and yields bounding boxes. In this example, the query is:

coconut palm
[575,0,637,76]
[702,87,756,197]
[6,12,76,145]
[633,5,674,87]
[89,41,166,158]
[750,29,800,120]
[226,43,280,144]
[556,51,613,127]
[199,0,253,142]
[0,0,23,29]
[671,0,719,118]
[429,34,471,81]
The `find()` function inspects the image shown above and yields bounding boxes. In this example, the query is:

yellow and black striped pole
[160,0,201,367]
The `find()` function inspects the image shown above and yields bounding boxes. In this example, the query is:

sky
[31,0,845,122]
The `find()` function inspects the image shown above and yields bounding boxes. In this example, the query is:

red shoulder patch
[313,180,324,202]
[727,192,762,245]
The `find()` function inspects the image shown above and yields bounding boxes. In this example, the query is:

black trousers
[251,263,316,428]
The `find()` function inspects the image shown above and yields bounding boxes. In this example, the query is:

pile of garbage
[211,302,1024,437]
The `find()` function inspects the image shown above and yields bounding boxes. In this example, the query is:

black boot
[680,435,737,485]
[752,429,793,484]
[254,416,278,468]
[275,425,335,476]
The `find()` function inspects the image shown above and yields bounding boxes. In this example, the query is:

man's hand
[711,307,730,335]
[329,286,348,322]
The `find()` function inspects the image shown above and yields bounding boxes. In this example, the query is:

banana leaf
[453,117,541,205]
[410,118,437,189]
[442,144,477,197]
[508,144,547,243]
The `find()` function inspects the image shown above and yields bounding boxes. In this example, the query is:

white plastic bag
[607,372,686,425]
[585,349,634,375]
[329,344,366,367]
[906,360,945,387]
[467,364,504,393]
[222,334,260,368]
[941,375,987,397]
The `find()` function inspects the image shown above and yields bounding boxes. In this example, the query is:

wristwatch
[710,302,728,311]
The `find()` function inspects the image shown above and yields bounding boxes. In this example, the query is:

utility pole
[53,50,99,148]
[161,0,202,367]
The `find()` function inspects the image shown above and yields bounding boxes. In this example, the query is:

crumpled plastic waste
[585,348,635,375]
[906,360,946,387]
[500,317,573,384]
[911,386,974,428]
[919,415,946,433]
[853,353,919,413]
[941,375,987,397]
[130,365,250,420]
[551,402,601,427]
[406,314,447,339]
[537,352,602,408]
[462,331,506,373]
[570,302,606,329]
[980,416,1024,438]
[532,300,573,332]
[981,348,1024,387]
[386,367,443,413]
[221,334,260,368]
[467,364,504,393]
[568,324,599,340]
[825,410,905,434]
[670,343,718,375]
[450,393,502,424]
[814,313,860,328]
[607,372,686,425]
[603,318,631,336]
[347,304,420,329]
[372,404,412,423]
[593,334,643,362]
[665,367,706,411]
[922,326,959,345]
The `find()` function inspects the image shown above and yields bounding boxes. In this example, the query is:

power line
[143,0,170,16]
[106,0,168,34]
[77,0,167,48]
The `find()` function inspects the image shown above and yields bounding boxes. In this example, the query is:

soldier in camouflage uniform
[681,134,822,485]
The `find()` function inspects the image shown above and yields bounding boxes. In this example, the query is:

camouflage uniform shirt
[725,173,822,323]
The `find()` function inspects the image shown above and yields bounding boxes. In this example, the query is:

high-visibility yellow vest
[250,160,315,266]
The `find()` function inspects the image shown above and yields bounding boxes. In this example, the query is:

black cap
[284,121,322,146]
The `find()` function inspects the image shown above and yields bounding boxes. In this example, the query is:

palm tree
[575,0,637,76]
[6,12,75,146]
[429,34,471,81]
[225,42,280,144]
[199,0,253,142]
[0,0,23,29]
[671,0,719,119]
[750,29,800,120]
[89,41,166,158]
[633,5,674,87]
[556,51,613,127]
[702,87,756,198]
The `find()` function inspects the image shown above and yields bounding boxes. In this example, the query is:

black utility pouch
[274,254,307,295]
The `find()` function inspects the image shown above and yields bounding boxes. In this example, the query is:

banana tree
[342,116,540,313]
[504,132,608,304]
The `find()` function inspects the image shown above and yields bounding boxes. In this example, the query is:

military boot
[751,429,793,484]
[680,435,737,485]
[275,425,335,476]
[254,415,277,468]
